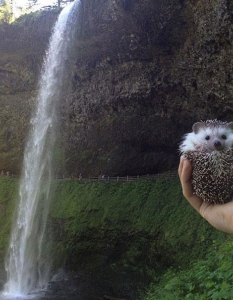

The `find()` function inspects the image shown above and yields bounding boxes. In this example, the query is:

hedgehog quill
[180,120,233,204]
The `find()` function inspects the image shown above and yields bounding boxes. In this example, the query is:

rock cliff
[1,0,233,176]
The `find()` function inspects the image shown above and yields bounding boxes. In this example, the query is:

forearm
[201,203,233,234]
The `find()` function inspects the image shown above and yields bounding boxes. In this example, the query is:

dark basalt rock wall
[64,0,189,176]
[65,0,233,176]
[0,10,60,174]
[1,0,233,176]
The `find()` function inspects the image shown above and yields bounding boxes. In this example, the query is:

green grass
[49,178,229,282]
[0,176,231,296]
[51,178,227,252]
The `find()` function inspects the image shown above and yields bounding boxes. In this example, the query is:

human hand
[178,157,233,234]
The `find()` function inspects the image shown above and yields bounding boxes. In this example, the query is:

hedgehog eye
[205,135,210,140]
[221,134,227,140]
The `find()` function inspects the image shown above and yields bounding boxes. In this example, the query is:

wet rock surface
[42,270,136,300]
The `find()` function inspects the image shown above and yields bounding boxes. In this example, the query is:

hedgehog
[179,120,233,204]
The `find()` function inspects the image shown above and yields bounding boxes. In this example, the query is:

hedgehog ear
[192,122,205,134]
[226,122,233,130]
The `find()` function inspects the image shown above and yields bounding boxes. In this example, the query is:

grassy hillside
[49,178,231,295]
[0,176,232,297]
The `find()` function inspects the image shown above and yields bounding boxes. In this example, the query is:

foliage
[141,239,233,300]
[0,176,232,296]
[50,178,228,279]
[0,0,12,23]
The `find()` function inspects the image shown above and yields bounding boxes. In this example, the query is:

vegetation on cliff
[0,176,233,298]
[50,177,225,271]
[141,240,233,300]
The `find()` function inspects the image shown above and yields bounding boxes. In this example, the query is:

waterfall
[3,1,79,296]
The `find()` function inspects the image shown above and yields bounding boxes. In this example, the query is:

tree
[57,0,74,8]
[29,0,74,8]
[27,0,37,9]
[0,0,12,23]
[1,0,75,21]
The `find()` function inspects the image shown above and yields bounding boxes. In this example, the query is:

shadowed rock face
[61,0,188,176]
[1,0,233,176]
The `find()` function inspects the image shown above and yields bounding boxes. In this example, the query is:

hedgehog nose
[214,141,222,149]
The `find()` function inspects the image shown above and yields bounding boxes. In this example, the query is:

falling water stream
[1,1,80,298]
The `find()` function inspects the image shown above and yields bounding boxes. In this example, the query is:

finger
[180,159,193,198]
[178,156,185,178]
[180,158,192,181]
[179,159,204,212]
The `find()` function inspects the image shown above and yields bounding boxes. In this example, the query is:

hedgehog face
[193,122,233,152]
[180,120,233,204]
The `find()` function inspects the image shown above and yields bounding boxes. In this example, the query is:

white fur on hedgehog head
[180,120,233,153]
